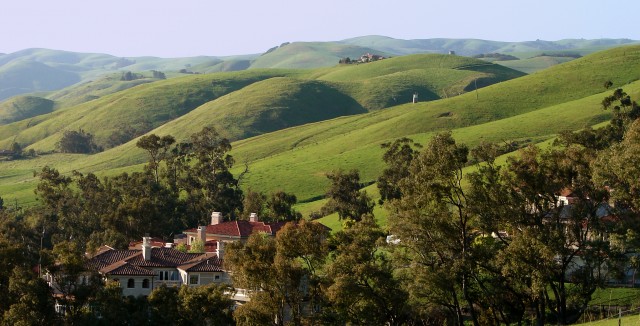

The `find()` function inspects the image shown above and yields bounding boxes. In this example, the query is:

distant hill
[249,42,390,69]
[0,49,228,101]
[2,37,636,102]
[340,35,639,56]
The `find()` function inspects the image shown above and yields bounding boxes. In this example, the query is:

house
[85,237,227,297]
[75,212,328,298]
[182,212,288,248]
[359,53,385,63]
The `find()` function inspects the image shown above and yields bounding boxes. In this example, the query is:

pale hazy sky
[1,0,638,58]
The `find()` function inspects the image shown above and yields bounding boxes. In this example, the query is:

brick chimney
[249,213,258,222]
[197,226,207,244]
[211,212,222,225]
[216,240,224,260]
[142,236,152,261]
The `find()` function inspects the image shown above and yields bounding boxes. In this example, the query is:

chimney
[216,240,224,260]
[211,212,222,225]
[142,236,152,261]
[197,226,207,244]
[249,213,258,222]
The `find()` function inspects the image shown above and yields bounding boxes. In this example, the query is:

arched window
[127,278,135,288]
[142,279,150,288]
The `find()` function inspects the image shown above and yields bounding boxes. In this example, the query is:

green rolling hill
[0,96,54,125]
[1,37,637,102]
[0,53,521,153]
[0,45,638,209]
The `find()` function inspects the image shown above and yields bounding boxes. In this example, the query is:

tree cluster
[56,129,102,154]
[120,71,144,81]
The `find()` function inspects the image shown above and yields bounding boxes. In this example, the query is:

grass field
[577,314,640,325]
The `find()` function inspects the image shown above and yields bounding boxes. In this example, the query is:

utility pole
[475,78,479,100]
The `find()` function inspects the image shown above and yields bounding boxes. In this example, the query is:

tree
[593,119,640,212]
[56,129,101,154]
[92,281,128,326]
[265,190,302,222]
[558,88,639,150]
[225,221,329,325]
[377,137,421,204]
[325,215,410,325]
[241,188,266,220]
[188,239,205,253]
[469,144,618,325]
[151,70,166,79]
[178,283,235,326]
[47,240,103,324]
[2,267,56,326]
[322,169,373,222]
[9,142,22,159]
[388,132,479,326]
[136,134,176,183]
[188,126,243,222]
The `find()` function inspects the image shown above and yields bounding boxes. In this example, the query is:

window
[142,279,150,288]
[127,278,135,288]
[189,274,199,285]
[215,275,220,280]
[170,271,179,281]
[159,271,168,281]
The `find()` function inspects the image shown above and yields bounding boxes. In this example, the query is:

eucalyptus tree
[322,169,374,222]
[225,221,329,325]
[387,132,480,326]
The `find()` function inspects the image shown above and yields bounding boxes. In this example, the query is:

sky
[1,0,639,58]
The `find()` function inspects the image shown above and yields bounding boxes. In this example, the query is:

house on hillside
[83,237,226,297]
[48,212,329,302]
[359,53,385,63]
[182,212,288,248]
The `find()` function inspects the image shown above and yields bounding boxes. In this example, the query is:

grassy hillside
[0,96,54,125]
[0,69,299,150]
[495,55,576,73]
[1,54,520,153]
[46,73,165,107]
[0,45,638,209]
[249,42,391,69]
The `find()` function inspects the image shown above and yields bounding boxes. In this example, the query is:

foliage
[377,137,421,204]
[188,239,205,253]
[56,129,101,154]
[324,215,410,324]
[225,220,329,325]
[388,132,480,325]
[322,169,374,222]
[177,283,235,326]
[558,88,640,150]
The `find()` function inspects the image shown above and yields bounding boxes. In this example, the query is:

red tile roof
[178,253,223,272]
[100,261,157,276]
[86,249,139,271]
[87,247,223,277]
[184,220,288,238]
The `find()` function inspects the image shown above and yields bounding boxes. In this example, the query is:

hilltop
[1,37,636,101]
